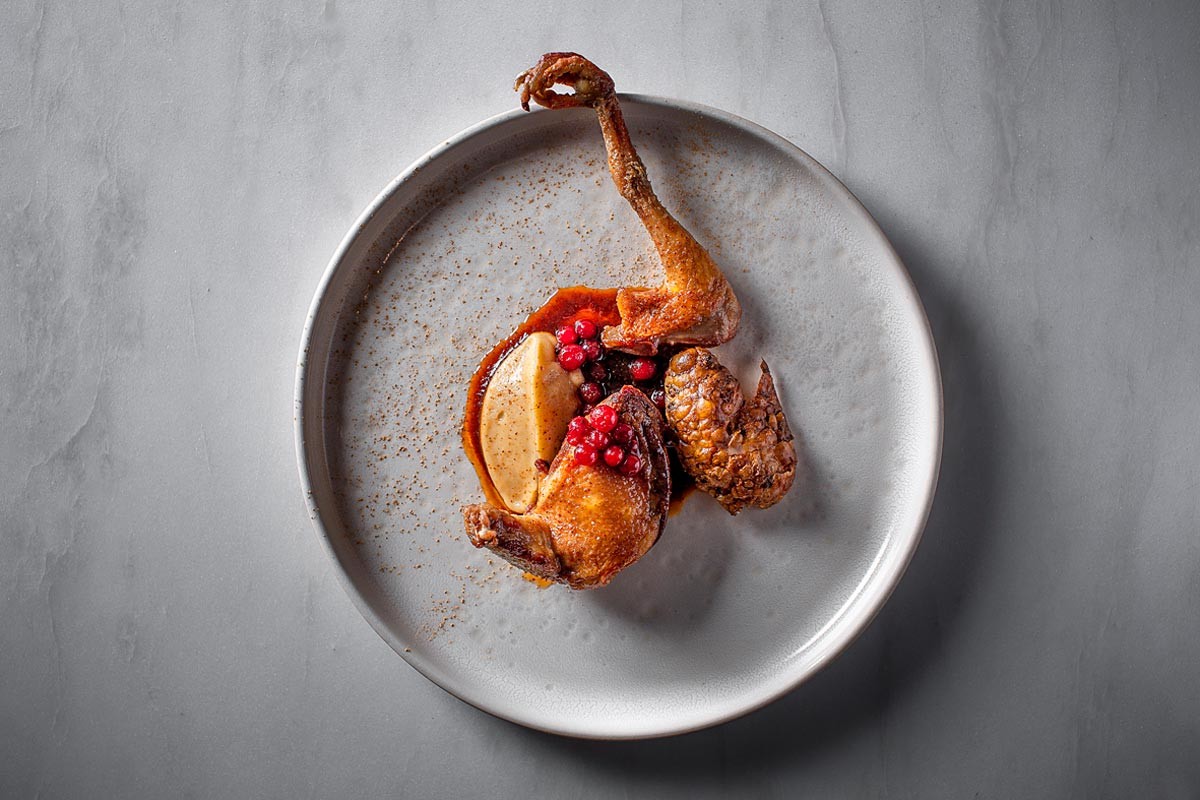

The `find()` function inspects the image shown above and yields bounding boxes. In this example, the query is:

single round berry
[566,416,590,445]
[573,319,598,340]
[584,429,610,450]
[619,453,642,475]
[650,388,666,409]
[610,422,635,446]
[630,358,657,381]
[585,362,608,382]
[587,404,618,433]
[579,382,603,405]
[573,445,599,467]
[558,344,586,371]
[603,445,626,467]
[555,325,578,346]
[581,339,603,361]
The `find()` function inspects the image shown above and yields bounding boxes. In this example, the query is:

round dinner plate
[295,95,941,739]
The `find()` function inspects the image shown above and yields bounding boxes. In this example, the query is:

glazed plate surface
[295,96,941,739]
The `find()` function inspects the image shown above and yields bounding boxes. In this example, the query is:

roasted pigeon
[463,387,670,589]
[516,52,741,355]
[461,56,797,589]
[663,347,796,514]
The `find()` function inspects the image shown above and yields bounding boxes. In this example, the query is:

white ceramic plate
[295,96,941,739]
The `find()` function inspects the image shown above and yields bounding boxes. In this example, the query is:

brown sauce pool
[461,286,694,513]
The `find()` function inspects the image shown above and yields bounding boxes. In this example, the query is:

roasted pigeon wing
[463,387,670,589]
[663,347,796,514]
[516,53,741,355]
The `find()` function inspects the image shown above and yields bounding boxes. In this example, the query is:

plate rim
[294,93,944,740]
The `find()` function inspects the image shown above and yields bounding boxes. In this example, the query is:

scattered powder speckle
[315,111,870,658]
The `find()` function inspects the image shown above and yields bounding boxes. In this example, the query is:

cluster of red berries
[555,317,664,413]
[555,318,607,409]
[555,318,602,369]
[566,404,643,474]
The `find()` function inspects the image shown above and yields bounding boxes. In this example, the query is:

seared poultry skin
[516,53,741,356]
[464,387,670,589]
[461,55,797,589]
[664,348,796,514]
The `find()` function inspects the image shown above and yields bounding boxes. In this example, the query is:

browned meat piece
[515,53,741,356]
[663,348,796,514]
[464,387,671,589]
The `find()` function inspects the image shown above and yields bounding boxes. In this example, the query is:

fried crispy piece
[515,53,741,355]
[663,348,796,514]
[464,387,671,589]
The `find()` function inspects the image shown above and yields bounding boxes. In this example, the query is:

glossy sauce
[462,286,694,513]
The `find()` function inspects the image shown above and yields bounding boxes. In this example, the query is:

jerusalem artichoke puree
[479,332,581,512]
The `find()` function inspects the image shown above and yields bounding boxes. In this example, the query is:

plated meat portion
[464,387,671,589]
[460,54,800,589]
[516,53,741,356]
[663,348,796,514]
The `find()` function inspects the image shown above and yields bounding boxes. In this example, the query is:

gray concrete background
[2,1,1198,797]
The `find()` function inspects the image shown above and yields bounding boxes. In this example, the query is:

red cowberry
[574,319,598,340]
[573,445,599,467]
[579,382,603,405]
[555,325,578,346]
[581,339,602,361]
[587,404,618,433]
[610,422,635,446]
[650,388,666,409]
[584,428,610,450]
[558,344,586,371]
[630,358,657,381]
[566,416,589,445]
[603,445,626,467]
[620,453,642,475]
[585,362,607,382]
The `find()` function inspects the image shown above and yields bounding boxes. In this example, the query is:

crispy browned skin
[664,348,796,514]
[515,53,741,356]
[464,387,671,589]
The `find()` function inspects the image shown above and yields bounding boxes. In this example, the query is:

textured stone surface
[2,0,1198,796]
